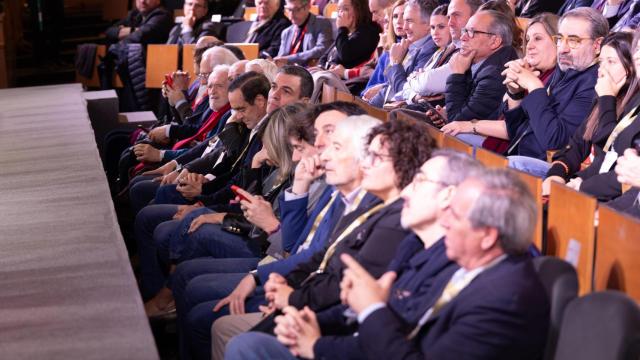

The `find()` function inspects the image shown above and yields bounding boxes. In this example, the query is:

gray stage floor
[0,84,158,359]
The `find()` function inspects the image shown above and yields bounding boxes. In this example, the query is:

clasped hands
[501,59,543,95]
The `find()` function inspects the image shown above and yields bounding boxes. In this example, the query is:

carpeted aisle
[0,84,158,359]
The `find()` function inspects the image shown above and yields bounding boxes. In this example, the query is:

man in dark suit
[236,169,549,360]
[274,0,333,67]
[166,0,222,44]
[369,0,439,108]
[444,10,518,124]
[105,0,173,44]
[246,0,292,58]
[221,150,486,360]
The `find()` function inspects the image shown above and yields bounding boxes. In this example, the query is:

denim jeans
[508,155,552,178]
[225,332,296,360]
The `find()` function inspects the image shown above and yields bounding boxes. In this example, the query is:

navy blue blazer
[445,46,519,122]
[386,36,438,97]
[505,64,598,160]
[558,0,594,14]
[286,198,409,311]
[358,255,550,360]
[313,235,457,360]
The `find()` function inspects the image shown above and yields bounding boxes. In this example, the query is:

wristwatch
[470,119,478,135]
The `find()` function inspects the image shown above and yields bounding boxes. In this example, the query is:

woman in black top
[319,0,381,72]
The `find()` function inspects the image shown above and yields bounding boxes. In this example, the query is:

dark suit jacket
[313,236,457,360]
[166,17,223,44]
[358,255,550,360]
[105,7,173,44]
[445,46,519,122]
[505,64,598,160]
[558,0,595,14]
[277,14,333,66]
[285,198,409,311]
[387,36,437,95]
[519,0,563,17]
[250,11,292,58]
[547,93,640,201]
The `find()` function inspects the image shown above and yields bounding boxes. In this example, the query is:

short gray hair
[431,149,485,186]
[466,169,536,255]
[203,46,240,68]
[334,115,382,162]
[481,10,513,49]
[560,7,609,39]
[407,0,438,24]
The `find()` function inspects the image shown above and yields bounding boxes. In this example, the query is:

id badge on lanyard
[599,151,618,174]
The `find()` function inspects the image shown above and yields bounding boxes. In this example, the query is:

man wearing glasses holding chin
[274,0,333,67]
[503,7,607,177]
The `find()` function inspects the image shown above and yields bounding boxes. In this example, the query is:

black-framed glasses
[363,150,392,166]
[552,34,594,49]
[461,28,495,38]
[284,5,307,13]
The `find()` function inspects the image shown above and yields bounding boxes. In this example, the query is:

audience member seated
[167,0,221,44]
[229,60,249,80]
[613,148,640,218]
[134,67,314,303]
[369,0,394,27]
[171,102,369,360]
[558,0,594,16]
[542,32,639,202]
[317,0,382,76]
[163,40,224,123]
[504,7,607,177]
[361,0,407,102]
[439,9,518,144]
[592,0,634,29]
[228,168,550,360]
[274,0,333,67]
[441,13,559,152]
[245,59,279,81]
[519,0,563,18]
[387,0,481,122]
[222,149,484,360]
[368,0,438,108]
[246,0,292,58]
[104,0,173,45]
[209,116,437,357]
[391,4,455,107]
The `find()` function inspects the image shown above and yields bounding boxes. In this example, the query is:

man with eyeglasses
[503,7,606,177]
[442,9,518,137]
[222,150,485,360]
[274,0,333,67]
[167,0,222,44]
[246,0,292,58]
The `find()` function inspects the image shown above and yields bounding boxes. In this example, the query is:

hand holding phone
[231,185,251,202]
[164,74,174,88]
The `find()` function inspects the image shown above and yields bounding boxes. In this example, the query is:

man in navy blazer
[369,0,438,108]
[445,10,518,124]
[343,169,549,360]
[274,0,333,67]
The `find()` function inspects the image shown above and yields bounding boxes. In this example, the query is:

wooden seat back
[145,44,179,88]
[475,147,508,168]
[594,206,640,302]
[321,83,337,104]
[354,98,388,122]
[442,133,473,155]
[546,182,597,295]
[512,169,544,252]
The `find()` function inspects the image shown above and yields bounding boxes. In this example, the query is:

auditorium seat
[322,83,337,104]
[442,133,473,155]
[594,206,640,302]
[355,97,389,122]
[532,257,578,360]
[145,44,179,88]
[513,169,544,252]
[553,291,640,360]
[475,147,508,168]
[546,181,597,295]
[226,21,252,43]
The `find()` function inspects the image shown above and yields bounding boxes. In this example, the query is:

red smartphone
[231,185,250,202]
[164,74,174,88]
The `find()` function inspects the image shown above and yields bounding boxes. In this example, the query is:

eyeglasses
[461,28,495,38]
[552,34,594,49]
[412,171,448,187]
[197,71,211,80]
[363,150,392,166]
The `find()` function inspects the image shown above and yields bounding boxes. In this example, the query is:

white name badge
[599,151,618,174]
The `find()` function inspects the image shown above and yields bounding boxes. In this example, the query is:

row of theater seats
[75,43,259,89]
[322,84,640,303]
